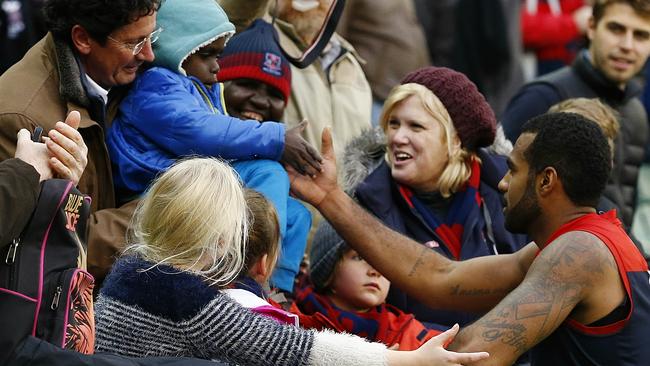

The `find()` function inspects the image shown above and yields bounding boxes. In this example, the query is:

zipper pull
[5,238,19,264]
[51,286,62,310]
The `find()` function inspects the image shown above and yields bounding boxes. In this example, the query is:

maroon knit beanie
[401,66,496,150]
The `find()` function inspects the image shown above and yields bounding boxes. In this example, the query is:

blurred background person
[0,0,46,73]
[521,0,592,77]
[336,0,431,125]
[414,0,524,118]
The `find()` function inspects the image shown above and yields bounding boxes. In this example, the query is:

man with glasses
[107,27,163,57]
[0,0,162,285]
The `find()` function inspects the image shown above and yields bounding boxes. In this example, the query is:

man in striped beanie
[219,19,291,123]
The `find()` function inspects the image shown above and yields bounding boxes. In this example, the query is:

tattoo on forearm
[449,285,509,297]
[407,246,429,277]
[481,316,528,354]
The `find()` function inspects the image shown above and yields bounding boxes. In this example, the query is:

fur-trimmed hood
[341,125,513,194]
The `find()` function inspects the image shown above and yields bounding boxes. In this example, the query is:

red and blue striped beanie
[218,19,292,103]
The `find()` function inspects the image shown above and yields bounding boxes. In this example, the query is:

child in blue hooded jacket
[106,0,317,292]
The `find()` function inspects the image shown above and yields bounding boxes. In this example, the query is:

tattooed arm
[313,187,538,313]
[290,128,538,313]
[448,231,623,365]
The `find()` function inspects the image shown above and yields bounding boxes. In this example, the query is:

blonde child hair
[548,98,620,140]
[548,98,619,156]
[126,157,248,287]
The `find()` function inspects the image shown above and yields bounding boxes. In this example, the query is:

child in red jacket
[293,220,442,351]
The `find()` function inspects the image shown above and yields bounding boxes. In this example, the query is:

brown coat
[274,20,372,162]
[0,34,135,283]
[337,0,431,101]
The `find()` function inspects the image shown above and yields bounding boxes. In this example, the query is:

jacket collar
[574,50,643,104]
[355,161,398,221]
[51,33,91,110]
[49,34,131,128]
[100,255,222,322]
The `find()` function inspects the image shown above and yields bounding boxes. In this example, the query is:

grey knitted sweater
[95,256,387,366]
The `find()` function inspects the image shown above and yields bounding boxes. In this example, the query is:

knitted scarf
[293,285,439,350]
[296,286,381,340]
[398,158,482,260]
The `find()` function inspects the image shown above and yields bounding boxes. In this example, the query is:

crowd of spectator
[1,0,650,365]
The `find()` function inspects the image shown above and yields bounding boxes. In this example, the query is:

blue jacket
[353,149,528,328]
[106,67,286,198]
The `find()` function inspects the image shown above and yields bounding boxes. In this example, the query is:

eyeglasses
[107,27,163,55]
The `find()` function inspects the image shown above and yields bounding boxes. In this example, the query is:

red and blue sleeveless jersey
[531,211,650,365]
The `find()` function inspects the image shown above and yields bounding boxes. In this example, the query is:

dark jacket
[0,158,39,244]
[342,128,528,328]
[7,336,227,366]
[501,51,649,230]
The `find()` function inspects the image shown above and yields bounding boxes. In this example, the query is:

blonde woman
[94,157,488,366]
[342,66,528,329]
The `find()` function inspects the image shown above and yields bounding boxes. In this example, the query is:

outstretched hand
[419,324,489,365]
[388,324,489,366]
[282,120,322,177]
[43,111,88,185]
[14,128,52,182]
[288,127,339,209]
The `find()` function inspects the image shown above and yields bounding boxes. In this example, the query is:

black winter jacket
[502,51,648,229]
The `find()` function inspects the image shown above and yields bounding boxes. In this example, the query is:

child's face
[223,79,286,122]
[182,37,227,86]
[328,249,390,312]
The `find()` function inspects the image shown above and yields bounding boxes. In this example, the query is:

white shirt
[84,73,109,105]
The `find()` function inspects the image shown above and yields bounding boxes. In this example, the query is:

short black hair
[43,0,163,45]
[521,112,611,208]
